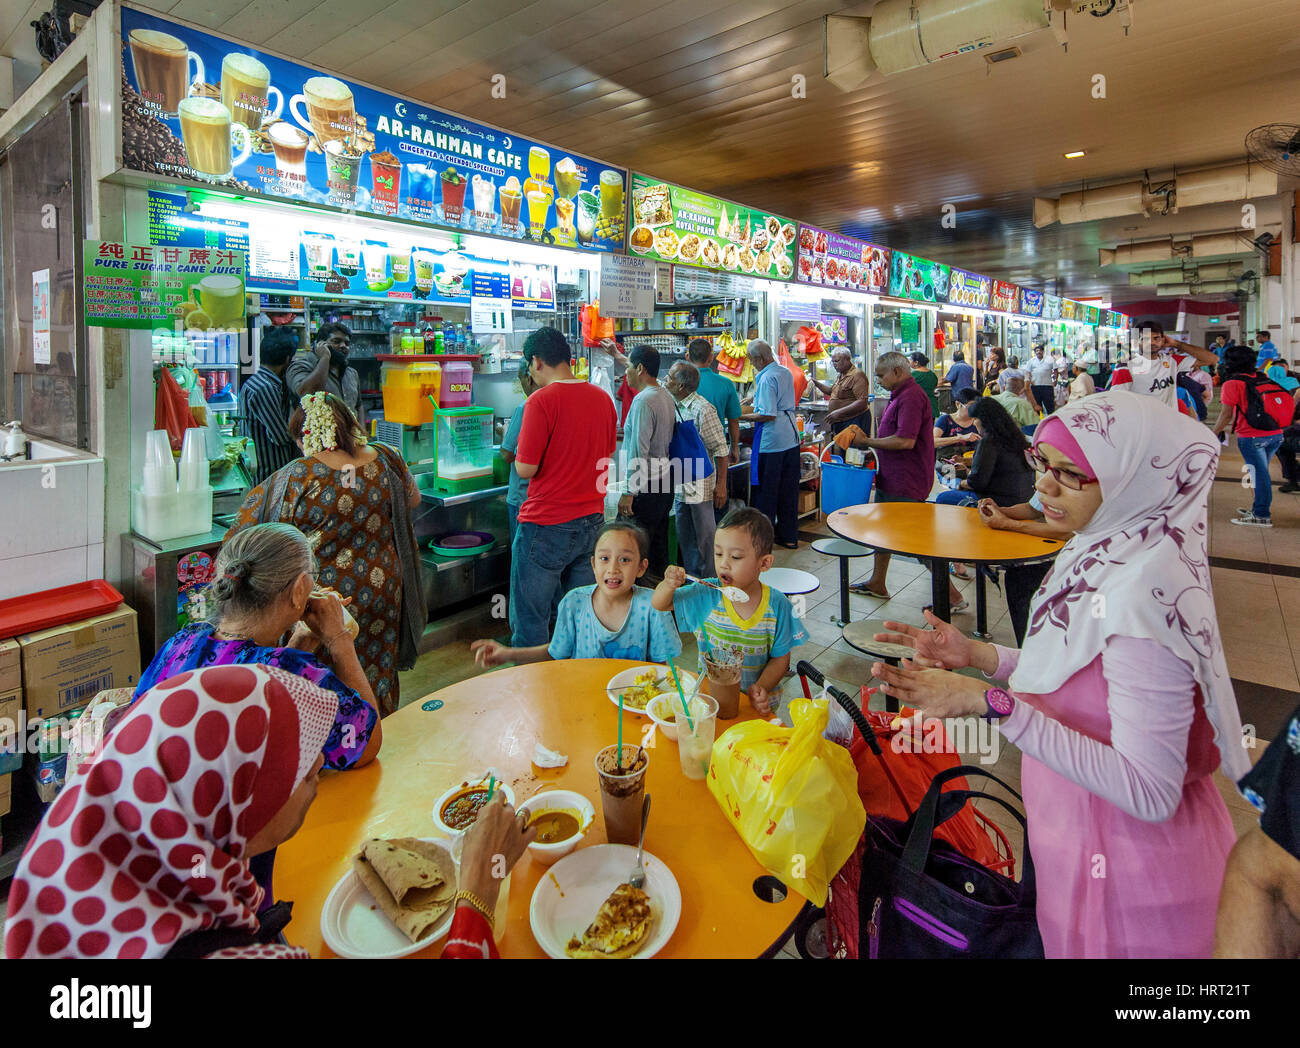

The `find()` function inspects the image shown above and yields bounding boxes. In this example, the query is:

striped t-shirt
[672,581,807,696]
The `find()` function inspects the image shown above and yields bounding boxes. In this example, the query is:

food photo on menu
[118,9,626,251]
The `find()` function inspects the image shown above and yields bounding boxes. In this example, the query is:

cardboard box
[0,772,11,817]
[798,489,818,515]
[18,606,140,721]
[0,638,19,693]
[0,689,21,775]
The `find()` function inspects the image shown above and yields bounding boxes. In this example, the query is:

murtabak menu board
[991,281,1019,313]
[795,224,889,294]
[120,8,626,253]
[945,267,991,309]
[888,250,950,303]
[1018,289,1044,317]
[628,174,796,281]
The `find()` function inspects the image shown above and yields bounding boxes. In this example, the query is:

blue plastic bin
[820,456,876,515]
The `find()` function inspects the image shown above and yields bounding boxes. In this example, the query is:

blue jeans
[1238,434,1284,519]
[509,513,603,647]
[934,489,977,507]
[675,498,717,577]
[507,502,520,547]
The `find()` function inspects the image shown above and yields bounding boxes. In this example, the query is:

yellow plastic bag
[707,699,865,907]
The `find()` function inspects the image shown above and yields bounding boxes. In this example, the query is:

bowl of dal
[432,775,517,838]
[518,789,595,866]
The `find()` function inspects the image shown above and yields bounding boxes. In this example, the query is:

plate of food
[701,238,720,267]
[530,844,681,959]
[764,215,782,239]
[781,222,797,245]
[653,227,680,259]
[632,183,673,227]
[629,224,654,253]
[320,836,458,959]
[432,773,517,836]
[606,665,699,716]
[776,255,794,279]
[678,233,701,263]
[721,243,739,270]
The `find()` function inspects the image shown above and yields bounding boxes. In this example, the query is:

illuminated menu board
[991,281,1019,313]
[795,224,889,294]
[946,267,991,308]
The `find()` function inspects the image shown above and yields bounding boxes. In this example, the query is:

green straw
[617,693,626,773]
[666,655,695,733]
[485,774,496,802]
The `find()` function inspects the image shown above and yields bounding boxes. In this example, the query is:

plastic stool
[812,537,870,627]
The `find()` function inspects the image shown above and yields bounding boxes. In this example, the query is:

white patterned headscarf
[1010,390,1250,780]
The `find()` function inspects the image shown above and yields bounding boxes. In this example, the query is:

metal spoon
[685,573,748,603]
[628,793,651,890]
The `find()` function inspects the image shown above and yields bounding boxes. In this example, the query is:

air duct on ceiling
[1196,280,1241,294]
[1056,181,1153,225]
[1191,232,1251,258]
[1195,261,1244,281]
[1156,285,1194,296]
[1099,239,1175,266]
[1175,163,1277,209]
[824,0,1050,90]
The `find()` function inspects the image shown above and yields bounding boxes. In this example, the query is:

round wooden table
[274,659,803,958]
[827,503,1064,627]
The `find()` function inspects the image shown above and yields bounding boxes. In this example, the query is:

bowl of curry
[432,775,517,837]
[518,789,595,866]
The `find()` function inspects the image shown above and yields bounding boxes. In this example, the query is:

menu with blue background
[121,8,626,254]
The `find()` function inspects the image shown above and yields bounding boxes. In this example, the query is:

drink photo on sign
[129,28,203,116]
[220,52,281,131]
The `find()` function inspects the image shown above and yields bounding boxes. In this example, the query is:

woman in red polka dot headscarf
[3,665,338,959]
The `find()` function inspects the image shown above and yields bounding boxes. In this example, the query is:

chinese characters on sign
[82,240,247,330]
[598,254,655,318]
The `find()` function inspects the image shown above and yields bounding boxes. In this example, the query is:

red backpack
[1238,374,1293,430]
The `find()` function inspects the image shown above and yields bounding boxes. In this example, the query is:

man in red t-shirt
[1213,344,1286,528]
[510,328,617,646]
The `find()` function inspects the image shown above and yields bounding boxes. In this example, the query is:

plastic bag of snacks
[707,698,865,906]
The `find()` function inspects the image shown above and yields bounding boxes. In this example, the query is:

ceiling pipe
[1196,280,1243,294]
[1099,239,1175,266]
[1175,163,1277,209]
[1191,232,1252,257]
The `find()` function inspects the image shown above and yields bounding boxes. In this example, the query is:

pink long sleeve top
[991,637,1223,822]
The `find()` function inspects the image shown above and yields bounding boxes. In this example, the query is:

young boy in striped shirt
[654,508,807,716]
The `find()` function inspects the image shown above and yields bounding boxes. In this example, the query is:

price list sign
[83,240,246,330]
[598,253,655,318]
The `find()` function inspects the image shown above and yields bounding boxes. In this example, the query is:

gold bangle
[454,890,495,930]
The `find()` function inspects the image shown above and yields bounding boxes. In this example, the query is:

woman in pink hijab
[872,390,1249,958]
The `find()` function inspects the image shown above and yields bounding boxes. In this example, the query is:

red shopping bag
[796,325,826,362]
[778,337,809,401]
[155,366,201,452]
[580,302,615,346]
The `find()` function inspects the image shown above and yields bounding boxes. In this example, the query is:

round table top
[273,659,802,959]
[759,567,821,595]
[827,502,1065,565]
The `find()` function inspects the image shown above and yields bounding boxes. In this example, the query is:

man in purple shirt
[843,352,963,609]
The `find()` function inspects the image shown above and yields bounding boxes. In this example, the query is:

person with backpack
[1214,345,1291,527]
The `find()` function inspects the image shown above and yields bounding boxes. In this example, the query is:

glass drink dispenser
[433,406,494,495]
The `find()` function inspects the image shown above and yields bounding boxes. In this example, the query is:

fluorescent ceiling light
[1064,150,1086,159]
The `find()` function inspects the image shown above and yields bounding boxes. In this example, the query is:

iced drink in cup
[703,654,742,720]
[594,744,647,846]
[675,693,718,781]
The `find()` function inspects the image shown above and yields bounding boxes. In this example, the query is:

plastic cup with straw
[666,655,695,734]
[616,692,625,773]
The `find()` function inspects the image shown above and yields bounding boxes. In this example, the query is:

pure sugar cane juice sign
[628,174,797,281]
[119,8,627,253]
[83,240,246,331]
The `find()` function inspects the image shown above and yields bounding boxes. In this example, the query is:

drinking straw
[616,692,626,773]
[485,774,496,802]
[666,655,695,733]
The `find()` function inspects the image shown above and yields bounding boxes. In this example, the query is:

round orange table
[827,502,1064,625]
[274,659,803,958]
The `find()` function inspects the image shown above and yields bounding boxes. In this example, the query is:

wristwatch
[983,687,1014,721]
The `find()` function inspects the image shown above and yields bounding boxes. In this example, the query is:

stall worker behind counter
[806,347,871,435]
[239,326,299,486]
[286,322,360,416]
[740,340,800,550]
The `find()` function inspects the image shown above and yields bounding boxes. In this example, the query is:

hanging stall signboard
[1018,289,1044,317]
[1044,294,1063,320]
[1083,305,1101,326]
[991,281,1019,313]
[888,250,950,303]
[1061,299,1080,321]
[120,8,626,254]
[82,239,247,330]
[598,253,655,319]
[794,224,889,294]
[945,267,991,309]
[627,174,797,281]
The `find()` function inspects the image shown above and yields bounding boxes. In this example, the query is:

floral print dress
[229,444,414,716]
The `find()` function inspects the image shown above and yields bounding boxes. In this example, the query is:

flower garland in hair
[300,392,338,457]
